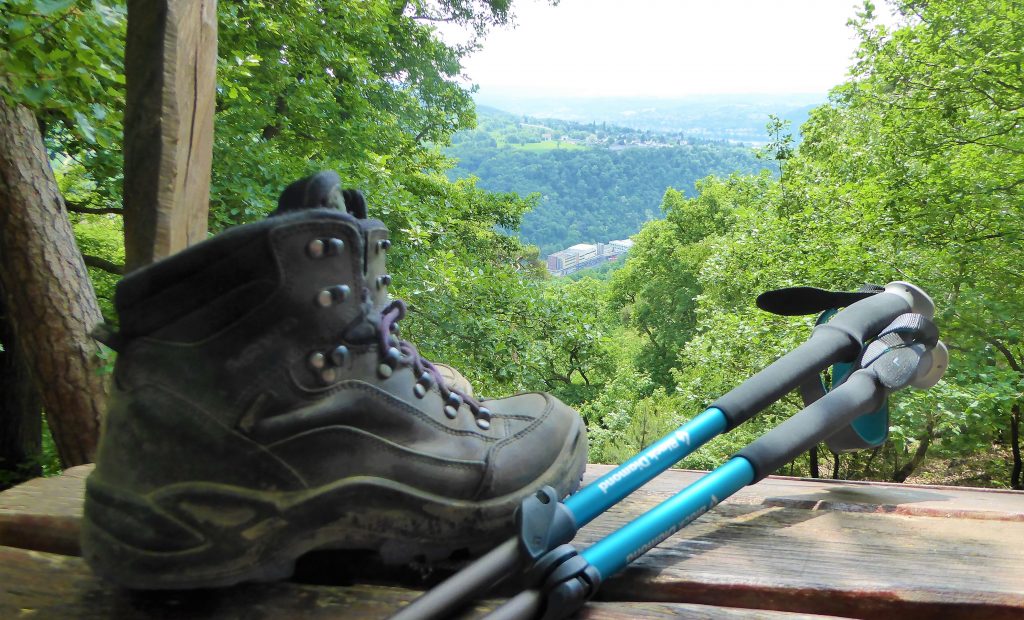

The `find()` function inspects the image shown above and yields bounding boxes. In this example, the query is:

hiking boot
[81,172,588,589]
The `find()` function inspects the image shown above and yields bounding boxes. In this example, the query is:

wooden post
[122,0,217,272]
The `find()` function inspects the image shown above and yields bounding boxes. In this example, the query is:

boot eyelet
[413,383,427,398]
[309,352,326,369]
[384,346,401,364]
[447,393,463,408]
[376,239,392,253]
[307,239,325,258]
[376,275,392,289]
[378,363,393,379]
[330,345,349,366]
[316,285,351,307]
[326,238,344,255]
[475,407,492,430]
[443,404,458,419]
[333,284,351,301]
[320,367,338,383]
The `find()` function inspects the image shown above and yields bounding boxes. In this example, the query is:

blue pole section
[581,457,755,579]
[564,408,728,527]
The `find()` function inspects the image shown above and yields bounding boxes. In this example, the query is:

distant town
[546,239,634,276]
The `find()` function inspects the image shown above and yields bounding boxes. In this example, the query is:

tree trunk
[0,285,42,488]
[892,424,935,483]
[809,445,820,478]
[1011,403,1022,491]
[0,98,108,466]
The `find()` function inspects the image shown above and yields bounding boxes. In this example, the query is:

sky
[445,0,883,98]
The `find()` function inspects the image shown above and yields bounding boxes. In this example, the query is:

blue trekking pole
[483,312,947,620]
[392,282,942,620]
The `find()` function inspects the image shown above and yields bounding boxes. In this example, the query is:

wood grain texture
[578,465,1024,619]
[0,546,846,620]
[123,0,217,272]
[0,98,107,466]
[2,464,1023,618]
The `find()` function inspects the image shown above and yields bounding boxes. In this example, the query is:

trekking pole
[483,321,947,620]
[391,282,934,620]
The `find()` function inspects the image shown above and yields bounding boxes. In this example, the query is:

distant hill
[470,93,822,144]
[446,106,769,254]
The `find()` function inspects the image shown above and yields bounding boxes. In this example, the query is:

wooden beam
[123,0,217,272]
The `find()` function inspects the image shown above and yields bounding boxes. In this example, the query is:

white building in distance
[546,239,634,276]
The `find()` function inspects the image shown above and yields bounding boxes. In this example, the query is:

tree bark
[0,97,108,466]
[892,424,935,483]
[808,445,820,478]
[0,285,42,487]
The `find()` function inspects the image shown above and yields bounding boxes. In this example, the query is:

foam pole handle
[713,285,920,430]
[737,369,886,482]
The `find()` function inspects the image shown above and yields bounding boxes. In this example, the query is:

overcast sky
[447,0,882,98]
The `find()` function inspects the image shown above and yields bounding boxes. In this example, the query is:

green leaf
[72,110,96,143]
[33,0,76,16]
[22,84,51,104]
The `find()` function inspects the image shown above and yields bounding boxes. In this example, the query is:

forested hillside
[470,93,820,143]
[446,108,766,253]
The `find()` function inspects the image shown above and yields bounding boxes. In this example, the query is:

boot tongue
[273,171,347,215]
[272,171,379,232]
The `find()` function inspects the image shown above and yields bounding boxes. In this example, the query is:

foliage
[447,107,768,253]
[586,0,1024,486]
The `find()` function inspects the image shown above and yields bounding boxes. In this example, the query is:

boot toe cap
[478,392,586,499]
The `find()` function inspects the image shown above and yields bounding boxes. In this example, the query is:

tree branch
[81,254,124,275]
[987,337,1023,374]
[65,201,124,216]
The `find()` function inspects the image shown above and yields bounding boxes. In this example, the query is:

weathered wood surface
[580,466,1024,619]
[2,464,1023,619]
[0,546,843,620]
[122,0,217,272]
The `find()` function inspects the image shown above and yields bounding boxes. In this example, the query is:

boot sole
[81,421,586,589]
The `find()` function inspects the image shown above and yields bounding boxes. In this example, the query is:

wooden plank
[122,0,217,272]
[579,465,1024,619]
[2,464,1023,618]
[0,546,845,620]
[581,465,1024,521]
[0,464,89,555]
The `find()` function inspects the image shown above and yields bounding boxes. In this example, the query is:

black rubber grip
[712,291,911,430]
[818,290,915,344]
[736,370,886,482]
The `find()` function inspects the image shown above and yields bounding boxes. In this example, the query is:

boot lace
[377,299,492,430]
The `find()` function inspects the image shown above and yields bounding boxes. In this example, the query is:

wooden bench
[2,464,1023,619]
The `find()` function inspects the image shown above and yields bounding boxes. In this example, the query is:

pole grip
[713,287,916,430]
[736,370,886,482]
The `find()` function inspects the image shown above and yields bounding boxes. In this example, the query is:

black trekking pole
[391,282,939,620]
[482,311,947,620]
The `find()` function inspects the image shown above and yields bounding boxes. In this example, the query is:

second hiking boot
[81,172,588,589]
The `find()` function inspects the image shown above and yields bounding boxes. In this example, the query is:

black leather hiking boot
[81,173,587,589]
